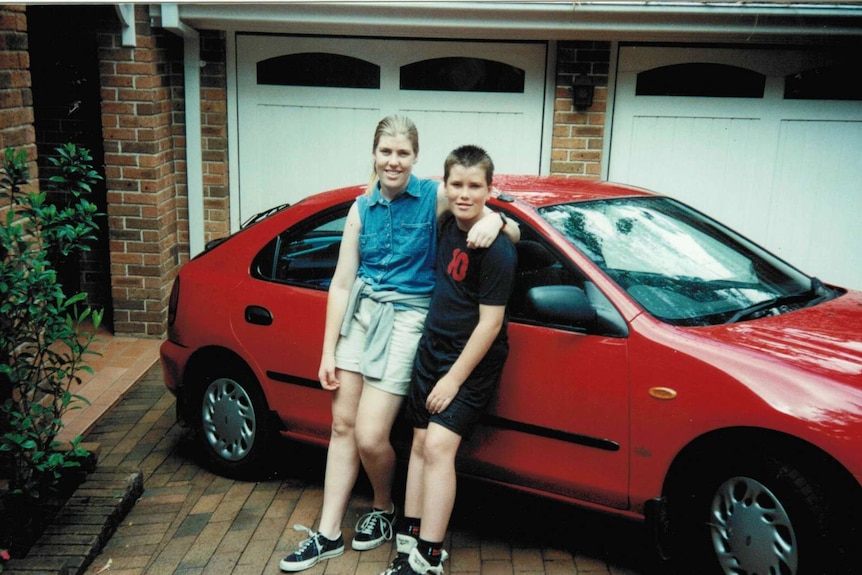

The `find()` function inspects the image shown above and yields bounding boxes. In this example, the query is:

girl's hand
[467,211,503,248]
[318,353,339,390]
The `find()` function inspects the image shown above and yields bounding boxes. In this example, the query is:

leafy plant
[0,144,103,501]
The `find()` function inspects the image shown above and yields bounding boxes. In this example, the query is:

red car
[161,177,862,575]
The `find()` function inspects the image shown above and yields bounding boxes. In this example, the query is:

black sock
[402,516,421,539]
[417,538,444,566]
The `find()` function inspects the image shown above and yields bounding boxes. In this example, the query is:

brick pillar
[0,4,37,178]
[0,5,35,411]
[200,31,230,244]
[551,41,610,179]
[98,5,184,337]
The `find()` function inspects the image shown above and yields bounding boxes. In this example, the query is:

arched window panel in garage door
[257,52,380,89]
[236,35,547,221]
[785,67,862,101]
[636,63,765,98]
[400,57,525,93]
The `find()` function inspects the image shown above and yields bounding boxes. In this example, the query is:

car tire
[195,363,274,479]
[669,448,850,575]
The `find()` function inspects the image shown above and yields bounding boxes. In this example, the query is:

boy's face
[445,164,491,229]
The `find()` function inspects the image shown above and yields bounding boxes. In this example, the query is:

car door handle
[245,305,273,326]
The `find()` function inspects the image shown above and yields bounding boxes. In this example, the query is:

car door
[230,205,351,443]
[458,234,631,510]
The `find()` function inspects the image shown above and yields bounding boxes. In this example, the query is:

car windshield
[539,196,834,326]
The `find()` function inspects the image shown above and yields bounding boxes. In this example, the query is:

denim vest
[356,175,438,295]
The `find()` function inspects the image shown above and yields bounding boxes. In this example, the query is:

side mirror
[525,285,597,331]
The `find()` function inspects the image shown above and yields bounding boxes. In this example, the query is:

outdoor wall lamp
[572,74,595,109]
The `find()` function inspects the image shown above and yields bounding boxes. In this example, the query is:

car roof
[490,176,656,208]
[291,176,659,220]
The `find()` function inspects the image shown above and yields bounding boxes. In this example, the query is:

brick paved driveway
[81,364,656,575]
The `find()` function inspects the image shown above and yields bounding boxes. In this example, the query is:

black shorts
[406,331,508,439]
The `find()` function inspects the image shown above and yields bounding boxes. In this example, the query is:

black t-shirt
[423,213,517,359]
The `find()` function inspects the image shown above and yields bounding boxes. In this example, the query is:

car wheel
[196,365,274,479]
[709,474,799,574]
[670,450,844,575]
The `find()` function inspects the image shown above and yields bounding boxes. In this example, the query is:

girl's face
[373,134,417,196]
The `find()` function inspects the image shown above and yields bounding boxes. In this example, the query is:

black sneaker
[379,533,418,575]
[381,552,411,575]
[352,505,397,551]
[279,525,344,572]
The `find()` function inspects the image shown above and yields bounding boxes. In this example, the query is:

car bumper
[159,339,192,395]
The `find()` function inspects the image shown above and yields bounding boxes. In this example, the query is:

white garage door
[236,35,548,220]
[609,46,862,289]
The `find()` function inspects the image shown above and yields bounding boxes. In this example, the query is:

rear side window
[252,206,349,289]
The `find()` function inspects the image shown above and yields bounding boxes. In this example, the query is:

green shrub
[0,144,103,500]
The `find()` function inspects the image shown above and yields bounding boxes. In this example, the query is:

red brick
[569,150,601,162]
[117,61,158,76]
[550,161,586,174]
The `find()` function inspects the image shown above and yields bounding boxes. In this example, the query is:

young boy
[383,145,517,575]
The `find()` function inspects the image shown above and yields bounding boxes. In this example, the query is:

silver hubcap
[710,476,798,575]
[201,377,256,462]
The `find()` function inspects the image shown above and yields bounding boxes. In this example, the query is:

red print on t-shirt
[447,248,469,282]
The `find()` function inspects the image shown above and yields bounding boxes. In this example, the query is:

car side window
[509,235,583,321]
[252,207,349,289]
[508,227,627,337]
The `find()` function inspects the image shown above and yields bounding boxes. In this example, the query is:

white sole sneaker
[279,545,344,572]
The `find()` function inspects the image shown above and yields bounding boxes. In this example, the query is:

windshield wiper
[724,279,824,324]
[241,203,291,229]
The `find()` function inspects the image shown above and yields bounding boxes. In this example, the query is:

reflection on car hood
[716,290,862,383]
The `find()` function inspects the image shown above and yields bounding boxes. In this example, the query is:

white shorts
[335,296,427,396]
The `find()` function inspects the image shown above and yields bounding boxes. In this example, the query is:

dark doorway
[26,5,114,330]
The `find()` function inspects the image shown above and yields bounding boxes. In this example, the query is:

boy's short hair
[444,145,494,186]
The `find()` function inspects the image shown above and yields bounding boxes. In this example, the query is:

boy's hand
[427,375,461,414]
[318,354,339,390]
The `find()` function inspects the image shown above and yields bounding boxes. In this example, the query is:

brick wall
[200,31,230,244]
[0,4,37,183]
[551,41,610,180]
[98,5,185,336]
